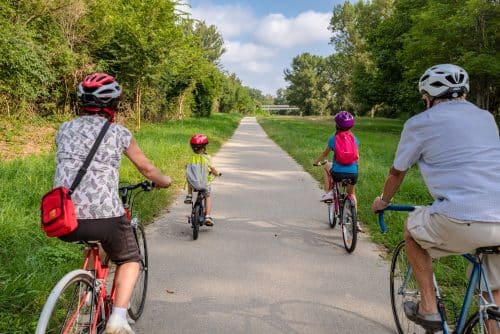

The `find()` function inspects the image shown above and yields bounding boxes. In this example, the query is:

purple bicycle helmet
[334,111,355,130]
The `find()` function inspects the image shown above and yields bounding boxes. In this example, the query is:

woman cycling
[53,73,171,334]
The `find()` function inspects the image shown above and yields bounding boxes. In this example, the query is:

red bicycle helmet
[190,134,209,145]
[77,73,122,121]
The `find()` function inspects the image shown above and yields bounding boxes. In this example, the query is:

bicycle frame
[36,181,152,334]
[82,244,114,333]
[380,205,499,333]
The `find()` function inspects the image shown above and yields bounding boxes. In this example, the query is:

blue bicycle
[379,205,500,334]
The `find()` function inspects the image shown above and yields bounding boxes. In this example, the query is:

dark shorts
[59,215,141,265]
[331,172,358,185]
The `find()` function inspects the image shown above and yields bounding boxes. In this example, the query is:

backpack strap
[69,121,111,195]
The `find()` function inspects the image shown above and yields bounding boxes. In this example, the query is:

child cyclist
[313,111,363,231]
[184,134,220,226]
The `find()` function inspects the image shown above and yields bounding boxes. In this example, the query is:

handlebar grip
[378,211,387,234]
[377,205,416,234]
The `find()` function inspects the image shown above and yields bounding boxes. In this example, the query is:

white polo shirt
[393,100,500,222]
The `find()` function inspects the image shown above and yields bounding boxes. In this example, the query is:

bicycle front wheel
[128,223,149,321]
[192,203,202,240]
[390,240,426,334]
[36,269,103,334]
[463,309,500,334]
[341,198,357,253]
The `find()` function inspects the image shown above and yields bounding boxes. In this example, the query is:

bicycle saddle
[476,245,500,254]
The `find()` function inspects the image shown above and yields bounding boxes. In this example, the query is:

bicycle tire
[390,240,425,334]
[192,203,201,240]
[463,309,500,334]
[128,223,149,321]
[327,202,336,228]
[36,269,103,334]
[341,197,357,253]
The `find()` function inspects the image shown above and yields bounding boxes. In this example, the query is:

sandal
[184,195,192,204]
[403,301,442,331]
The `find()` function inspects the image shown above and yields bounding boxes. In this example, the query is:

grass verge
[0,113,241,333]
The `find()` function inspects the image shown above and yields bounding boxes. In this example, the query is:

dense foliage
[282,0,499,118]
[0,0,264,120]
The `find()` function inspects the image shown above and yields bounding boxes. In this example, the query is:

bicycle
[36,181,153,334]
[378,204,500,334]
[314,160,357,253]
[188,174,221,241]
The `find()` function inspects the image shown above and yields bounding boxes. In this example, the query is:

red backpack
[334,131,359,165]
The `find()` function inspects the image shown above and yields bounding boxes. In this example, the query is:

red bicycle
[35,181,153,334]
[314,160,358,253]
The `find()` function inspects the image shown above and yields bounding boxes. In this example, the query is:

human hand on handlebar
[313,160,328,166]
[154,175,172,188]
[371,196,390,213]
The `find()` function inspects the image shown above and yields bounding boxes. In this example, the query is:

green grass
[0,113,241,333]
[258,115,471,322]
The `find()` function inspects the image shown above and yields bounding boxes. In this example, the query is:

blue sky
[184,0,344,96]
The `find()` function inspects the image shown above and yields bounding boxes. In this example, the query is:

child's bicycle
[189,173,221,241]
[378,205,500,334]
[314,160,357,253]
[35,181,154,334]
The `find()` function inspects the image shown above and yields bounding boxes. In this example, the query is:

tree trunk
[134,84,142,130]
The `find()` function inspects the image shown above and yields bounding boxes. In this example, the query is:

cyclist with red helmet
[314,111,362,231]
[54,73,172,334]
[184,134,220,226]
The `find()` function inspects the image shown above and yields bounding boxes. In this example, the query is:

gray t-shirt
[54,115,132,219]
[393,100,500,222]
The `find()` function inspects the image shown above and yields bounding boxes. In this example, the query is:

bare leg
[205,194,212,216]
[347,184,357,207]
[323,162,333,191]
[485,289,500,333]
[404,225,438,314]
[113,261,140,308]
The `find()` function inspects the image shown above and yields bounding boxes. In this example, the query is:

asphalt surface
[133,117,395,334]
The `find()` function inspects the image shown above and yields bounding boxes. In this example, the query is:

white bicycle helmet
[418,64,469,98]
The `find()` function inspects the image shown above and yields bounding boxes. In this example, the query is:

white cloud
[222,41,276,74]
[189,3,257,39]
[255,11,331,48]
[184,2,332,95]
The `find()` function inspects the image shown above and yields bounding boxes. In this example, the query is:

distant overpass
[261,105,300,114]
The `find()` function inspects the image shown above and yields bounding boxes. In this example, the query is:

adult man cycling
[54,73,171,334]
[372,64,500,331]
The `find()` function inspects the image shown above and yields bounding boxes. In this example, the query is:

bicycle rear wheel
[463,309,500,333]
[390,240,426,334]
[36,269,103,334]
[327,202,337,228]
[341,198,357,253]
[128,223,149,321]
[192,203,202,240]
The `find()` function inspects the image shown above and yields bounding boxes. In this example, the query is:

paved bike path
[134,117,395,333]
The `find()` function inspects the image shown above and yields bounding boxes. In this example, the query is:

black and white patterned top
[54,115,132,219]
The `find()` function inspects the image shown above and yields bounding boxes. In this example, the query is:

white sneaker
[320,191,333,202]
[105,313,135,334]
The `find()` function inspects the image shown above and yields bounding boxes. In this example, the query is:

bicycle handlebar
[377,205,416,234]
